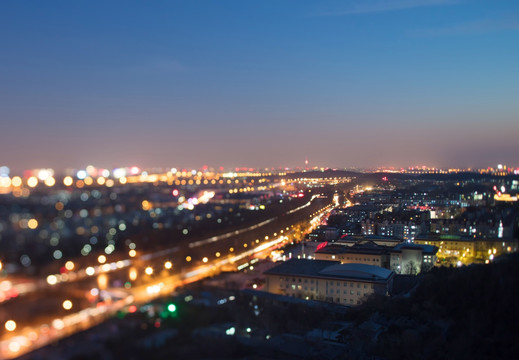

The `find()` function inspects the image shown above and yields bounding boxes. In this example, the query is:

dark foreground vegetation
[348,253,519,360]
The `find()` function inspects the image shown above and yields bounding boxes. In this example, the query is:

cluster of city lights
[0,164,281,199]
[0,185,330,358]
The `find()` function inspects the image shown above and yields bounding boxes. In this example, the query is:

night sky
[1,0,518,173]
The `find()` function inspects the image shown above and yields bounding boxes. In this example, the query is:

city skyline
[1,0,518,172]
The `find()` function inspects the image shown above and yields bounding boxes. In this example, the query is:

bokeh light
[5,320,16,332]
[44,177,56,187]
[46,275,58,285]
[63,176,73,186]
[27,219,38,229]
[11,176,22,187]
[27,176,38,187]
[62,300,73,310]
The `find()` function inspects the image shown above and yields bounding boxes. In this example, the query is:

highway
[0,193,335,359]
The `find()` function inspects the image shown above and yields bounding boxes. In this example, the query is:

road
[0,193,334,359]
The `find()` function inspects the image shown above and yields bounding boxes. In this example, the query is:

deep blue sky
[1,0,518,173]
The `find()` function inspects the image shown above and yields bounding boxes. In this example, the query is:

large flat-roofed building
[314,241,390,268]
[264,259,394,306]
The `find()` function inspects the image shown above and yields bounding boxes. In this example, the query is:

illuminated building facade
[389,243,438,274]
[415,235,518,263]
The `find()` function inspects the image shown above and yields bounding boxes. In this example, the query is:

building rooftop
[264,259,336,277]
[315,244,350,255]
[319,263,393,281]
[264,259,393,283]
[315,241,390,256]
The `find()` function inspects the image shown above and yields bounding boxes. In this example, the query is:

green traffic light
[167,303,176,312]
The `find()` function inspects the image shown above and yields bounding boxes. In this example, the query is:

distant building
[375,221,425,241]
[338,205,382,222]
[389,243,438,274]
[361,219,376,236]
[264,259,394,306]
[429,219,514,239]
[308,226,339,242]
[415,235,518,263]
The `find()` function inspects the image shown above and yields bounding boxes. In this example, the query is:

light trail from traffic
[0,193,333,359]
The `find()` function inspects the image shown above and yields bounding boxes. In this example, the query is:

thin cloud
[315,0,458,17]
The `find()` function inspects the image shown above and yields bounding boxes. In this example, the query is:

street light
[5,320,16,332]
[46,274,58,285]
[85,266,95,276]
[129,267,137,281]
[62,300,73,310]
[145,266,153,275]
